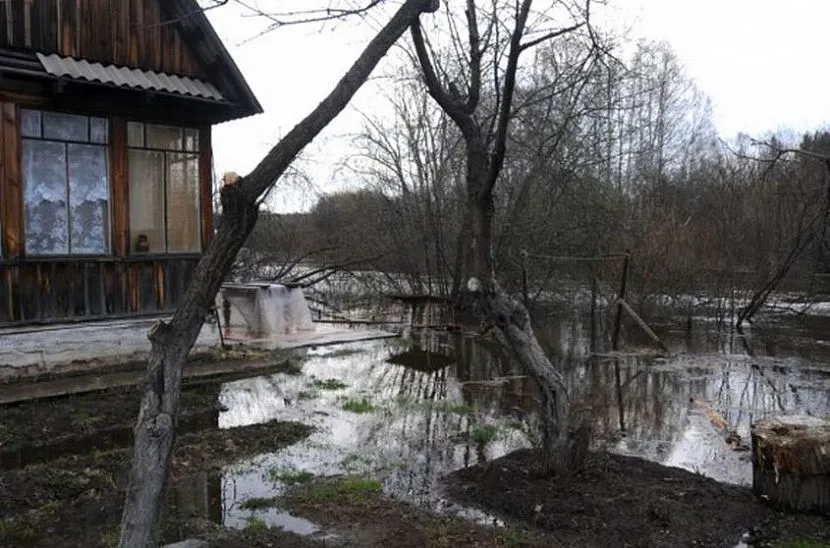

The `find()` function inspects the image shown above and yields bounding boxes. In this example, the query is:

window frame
[127,121,202,255]
[20,108,112,258]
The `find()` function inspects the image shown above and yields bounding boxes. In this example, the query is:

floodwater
[200,303,830,533]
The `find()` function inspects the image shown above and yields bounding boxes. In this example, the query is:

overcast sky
[205,0,830,212]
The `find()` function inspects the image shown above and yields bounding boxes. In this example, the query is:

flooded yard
[1,302,829,546]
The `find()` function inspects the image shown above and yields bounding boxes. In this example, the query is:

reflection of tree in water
[418,310,829,475]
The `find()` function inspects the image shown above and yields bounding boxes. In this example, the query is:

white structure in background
[219,283,315,338]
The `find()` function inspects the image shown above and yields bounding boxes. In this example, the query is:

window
[128,122,200,254]
[21,109,110,255]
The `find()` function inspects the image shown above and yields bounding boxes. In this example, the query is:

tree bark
[119,1,440,545]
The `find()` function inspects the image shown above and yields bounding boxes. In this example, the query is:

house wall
[0,94,215,326]
[0,0,205,78]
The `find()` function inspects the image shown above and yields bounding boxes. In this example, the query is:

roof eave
[173,0,264,119]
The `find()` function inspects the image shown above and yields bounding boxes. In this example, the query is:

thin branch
[519,21,584,52]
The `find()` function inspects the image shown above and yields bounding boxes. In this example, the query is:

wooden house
[0,0,262,326]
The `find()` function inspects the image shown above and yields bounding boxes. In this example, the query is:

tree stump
[751,415,830,515]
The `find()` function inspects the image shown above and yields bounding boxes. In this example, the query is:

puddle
[212,337,529,528]
[205,306,830,534]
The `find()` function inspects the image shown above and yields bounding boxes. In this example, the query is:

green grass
[340,453,373,469]
[342,398,375,413]
[300,477,383,504]
[243,515,269,532]
[297,390,319,400]
[773,540,830,548]
[268,467,315,485]
[239,497,278,510]
[469,425,499,444]
[310,378,348,390]
[436,401,478,415]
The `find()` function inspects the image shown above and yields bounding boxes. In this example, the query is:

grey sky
[205,1,830,213]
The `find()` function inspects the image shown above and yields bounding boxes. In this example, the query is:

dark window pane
[127,121,144,147]
[129,150,166,253]
[90,117,108,144]
[21,109,41,138]
[68,144,110,254]
[146,124,182,150]
[23,140,69,255]
[166,153,201,252]
[43,112,88,142]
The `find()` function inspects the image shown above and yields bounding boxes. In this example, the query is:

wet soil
[0,355,299,459]
[282,476,549,547]
[0,420,312,546]
[445,448,830,548]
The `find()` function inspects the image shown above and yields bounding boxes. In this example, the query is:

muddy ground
[446,448,830,548]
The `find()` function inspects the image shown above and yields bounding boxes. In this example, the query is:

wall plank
[199,126,213,250]
[11,0,24,45]
[59,0,78,56]
[110,117,129,257]
[2,103,21,258]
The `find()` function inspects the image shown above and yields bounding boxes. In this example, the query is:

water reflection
[208,304,830,527]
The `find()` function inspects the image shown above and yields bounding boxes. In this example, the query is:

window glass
[128,122,201,254]
[21,109,41,138]
[127,121,144,147]
[146,124,182,150]
[184,128,199,152]
[89,117,109,144]
[129,150,166,253]
[42,111,88,141]
[23,140,69,255]
[166,153,201,252]
[68,144,109,254]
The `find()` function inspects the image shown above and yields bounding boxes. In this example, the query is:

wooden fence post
[611,251,630,352]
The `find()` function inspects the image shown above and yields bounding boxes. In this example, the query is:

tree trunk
[119,1,440,545]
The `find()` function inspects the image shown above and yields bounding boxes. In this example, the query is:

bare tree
[410,0,596,474]
[119,1,440,545]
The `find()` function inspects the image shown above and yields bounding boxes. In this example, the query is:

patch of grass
[495,527,532,547]
[243,515,269,532]
[239,497,279,511]
[468,425,499,444]
[340,453,372,470]
[773,540,830,548]
[297,390,319,400]
[311,378,348,390]
[299,476,383,504]
[342,398,375,413]
[436,401,477,415]
[268,467,315,485]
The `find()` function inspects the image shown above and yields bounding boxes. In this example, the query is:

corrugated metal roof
[36,52,225,102]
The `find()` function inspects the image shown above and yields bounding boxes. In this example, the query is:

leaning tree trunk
[119,1,440,545]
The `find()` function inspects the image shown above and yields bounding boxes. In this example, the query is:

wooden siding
[110,116,129,257]
[0,101,21,259]
[0,256,200,325]
[2,0,205,78]
[199,126,213,249]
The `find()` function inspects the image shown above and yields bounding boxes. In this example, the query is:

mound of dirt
[445,449,830,547]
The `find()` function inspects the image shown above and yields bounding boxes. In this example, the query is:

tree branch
[411,18,477,137]
[519,21,584,52]
[486,0,532,191]
[464,0,482,113]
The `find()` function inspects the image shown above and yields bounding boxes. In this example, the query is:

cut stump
[751,415,830,516]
